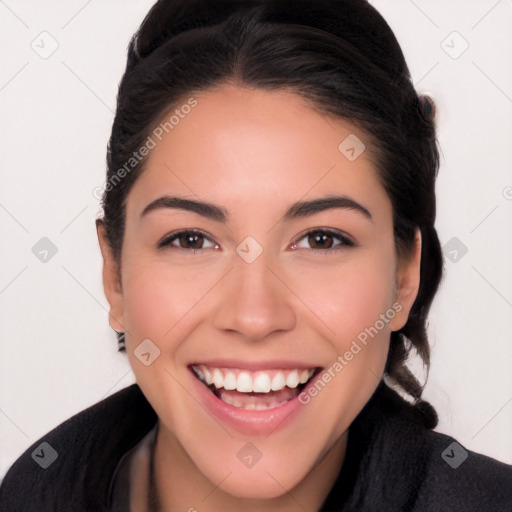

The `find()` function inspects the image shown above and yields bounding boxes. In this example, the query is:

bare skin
[98,83,421,511]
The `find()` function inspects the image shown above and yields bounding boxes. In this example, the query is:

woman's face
[99,84,421,499]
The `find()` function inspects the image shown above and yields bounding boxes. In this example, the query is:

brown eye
[308,231,335,249]
[177,232,204,249]
[159,230,218,251]
[291,229,355,253]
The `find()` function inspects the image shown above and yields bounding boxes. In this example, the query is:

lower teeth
[218,391,290,410]
[207,384,304,410]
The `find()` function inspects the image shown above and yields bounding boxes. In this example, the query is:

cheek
[290,253,396,348]
[121,261,197,339]
[341,267,393,336]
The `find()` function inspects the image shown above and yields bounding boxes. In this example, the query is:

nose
[212,253,296,342]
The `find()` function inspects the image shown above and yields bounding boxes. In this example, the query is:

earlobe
[96,220,125,333]
[389,229,422,332]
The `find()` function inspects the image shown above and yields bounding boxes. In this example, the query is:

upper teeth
[192,365,315,393]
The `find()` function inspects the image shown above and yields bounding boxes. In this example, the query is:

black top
[1,381,511,511]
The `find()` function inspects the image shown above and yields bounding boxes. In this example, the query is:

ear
[389,228,422,332]
[96,220,125,333]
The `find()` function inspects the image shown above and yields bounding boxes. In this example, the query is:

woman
[1,0,511,510]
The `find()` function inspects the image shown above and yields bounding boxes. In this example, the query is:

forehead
[125,85,391,223]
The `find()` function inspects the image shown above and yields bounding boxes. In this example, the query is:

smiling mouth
[190,364,321,410]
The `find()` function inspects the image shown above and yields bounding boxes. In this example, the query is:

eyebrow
[140,195,373,223]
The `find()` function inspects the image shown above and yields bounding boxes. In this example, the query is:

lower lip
[188,369,316,436]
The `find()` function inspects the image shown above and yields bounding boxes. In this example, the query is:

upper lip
[188,359,322,371]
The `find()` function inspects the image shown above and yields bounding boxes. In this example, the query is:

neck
[151,421,348,512]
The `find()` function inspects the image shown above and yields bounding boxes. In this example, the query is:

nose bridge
[211,245,296,341]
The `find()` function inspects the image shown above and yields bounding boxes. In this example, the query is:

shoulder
[413,426,512,510]
[334,382,512,511]
[0,384,156,512]
[378,384,512,511]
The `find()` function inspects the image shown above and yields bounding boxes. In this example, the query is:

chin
[201,461,307,500]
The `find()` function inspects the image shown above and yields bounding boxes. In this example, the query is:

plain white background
[1,0,511,479]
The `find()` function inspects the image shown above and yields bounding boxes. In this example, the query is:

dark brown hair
[97,0,443,428]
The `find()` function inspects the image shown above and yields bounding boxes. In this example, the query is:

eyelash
[158,228,355,254]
